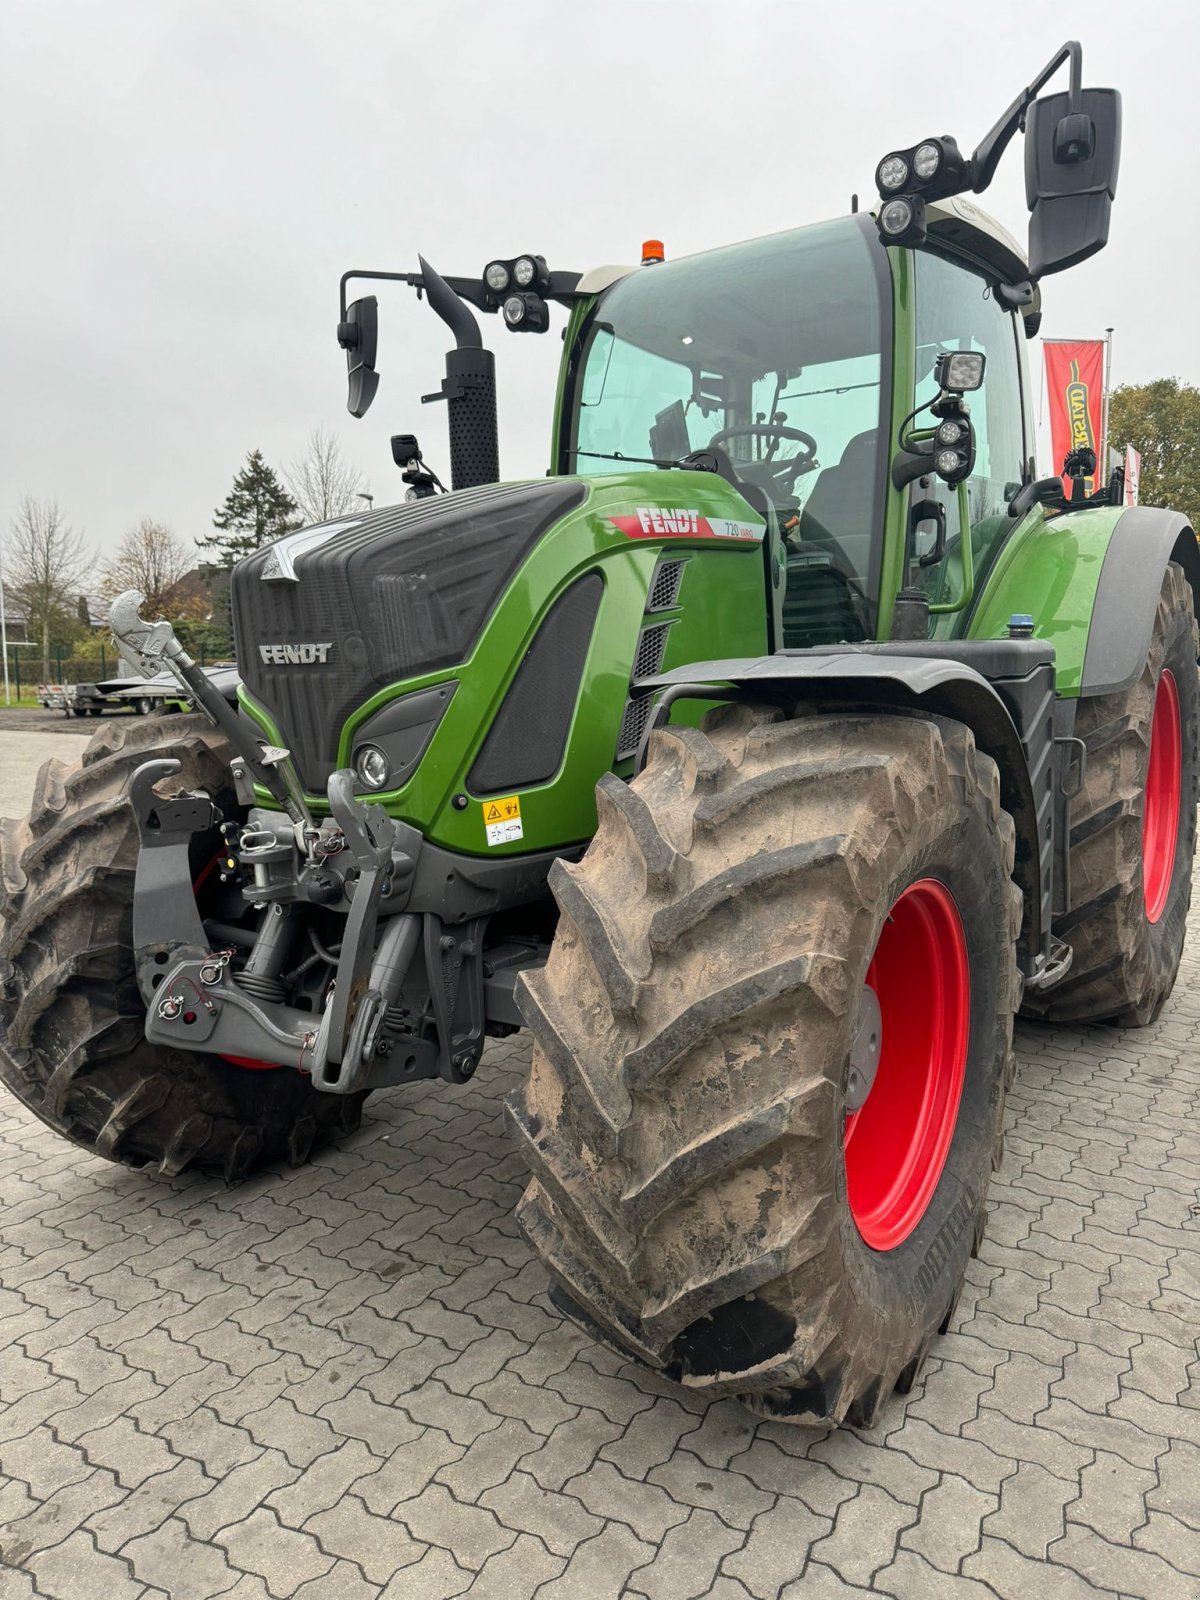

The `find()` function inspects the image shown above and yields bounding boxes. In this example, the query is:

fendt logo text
[258,642,333,666]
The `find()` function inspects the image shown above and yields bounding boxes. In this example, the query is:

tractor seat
[797,430,879,575]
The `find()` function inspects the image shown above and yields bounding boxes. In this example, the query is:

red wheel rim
[1143,669,1181,925]
[844,878,970,1251]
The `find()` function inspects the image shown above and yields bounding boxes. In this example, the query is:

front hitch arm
[109,590,304,825]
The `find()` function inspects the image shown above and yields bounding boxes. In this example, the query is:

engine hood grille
[231,479,586,790]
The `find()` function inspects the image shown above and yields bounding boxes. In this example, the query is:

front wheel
[510,705,1021,1426]
[135,697,153,716]
[0,715,365,1178]
[1023,562,1198,1025]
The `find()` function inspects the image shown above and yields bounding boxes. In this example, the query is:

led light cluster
[873,134,968,248]
[481,255,551,333]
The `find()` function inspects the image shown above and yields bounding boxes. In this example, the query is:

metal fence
[5,645,220,698]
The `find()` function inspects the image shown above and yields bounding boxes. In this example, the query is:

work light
[935,351,986,392]
[935,448,963,477]
[880,199,915,236]
[913,142,942,180]
[484,261,511,292]
[936,419,964,445]
[502,292,550,333]
[877,154,909,192]
[513,255,538,287]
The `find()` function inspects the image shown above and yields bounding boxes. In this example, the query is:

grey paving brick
[530,1522,657,1600]
[478,1469,605,1557]
[76,1414,179,1488]
[23,1528,146,1600]
[0,1468,125,1562]
[563,1458,690,1543]
[0,1431,92,1499]
[981,1460,1073,1559]
[215,1505,335,1596]
[304,1493,425,1582]
[963,1536,1109,1599]
[376,1544,472,1599]
[266,1437,385,1524]
[175,1446,299,1541]
[647,1452,774,1531]
[627,1509,744,1600]
[87,1456,217,1552]
[394,1482,516,1569]
[874,1547,1009,1600]
[806,1431,937,1507]
[434,1416,541,1503]
[1052,1523,1200,1600]
[902,1474,997,1569]
[119,1514,244,1600]
[290,1560,380,1600]
[1133,1510,1200,1575]
[468,1370,579,1437]
[805,1484,916,1589]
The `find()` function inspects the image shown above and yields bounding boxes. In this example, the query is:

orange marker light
[641,239,665,265]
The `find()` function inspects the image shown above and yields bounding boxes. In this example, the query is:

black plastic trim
[1081,509,1200,696]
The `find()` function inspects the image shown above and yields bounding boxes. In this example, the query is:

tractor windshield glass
[565,216,891,601]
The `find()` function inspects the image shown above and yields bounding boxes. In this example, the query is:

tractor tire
[1023,562,1199,1026]
[509,704,1021,1427]
[0,714,364,1179]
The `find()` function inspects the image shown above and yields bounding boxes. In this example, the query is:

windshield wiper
[566,448,681,468]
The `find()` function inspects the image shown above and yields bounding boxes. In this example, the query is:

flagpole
[0,526,9,707]
[1101,326,1114,474]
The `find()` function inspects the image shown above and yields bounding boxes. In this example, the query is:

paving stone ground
[1,731,1198,1599]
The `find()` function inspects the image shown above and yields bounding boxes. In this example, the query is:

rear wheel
[135,697,153,716]
[510,705,1020,1426]
[1023,562,1198,1025]
[0,715,364,1178]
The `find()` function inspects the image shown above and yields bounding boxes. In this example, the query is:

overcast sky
[2,0,1197,566]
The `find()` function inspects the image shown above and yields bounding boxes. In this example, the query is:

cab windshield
[564,216,891,618]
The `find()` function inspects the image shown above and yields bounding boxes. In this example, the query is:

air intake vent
[633,622,672,680]
[468,574,604,796]
[647,558,686,612]
[616,693,655,762]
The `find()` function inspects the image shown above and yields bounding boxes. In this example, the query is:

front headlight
[355,745,389,790]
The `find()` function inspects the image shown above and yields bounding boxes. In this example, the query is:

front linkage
[112,593,546,1099]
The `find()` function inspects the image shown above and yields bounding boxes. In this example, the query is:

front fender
[648,647,1052,974]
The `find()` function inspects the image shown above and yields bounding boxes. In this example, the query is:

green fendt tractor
[2,43,1194,1426]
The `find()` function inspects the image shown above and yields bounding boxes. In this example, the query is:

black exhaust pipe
[418,255,499,491]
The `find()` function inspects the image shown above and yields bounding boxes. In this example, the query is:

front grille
[633,622,672,680]
[647,558,686,612]
[616,693,655,761]
[468,574,604,796]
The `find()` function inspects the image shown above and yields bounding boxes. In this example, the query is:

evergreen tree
[200,449,299,568]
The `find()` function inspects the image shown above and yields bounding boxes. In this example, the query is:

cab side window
[913,250,1027,540]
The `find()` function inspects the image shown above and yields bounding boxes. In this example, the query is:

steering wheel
[707,423,819,496]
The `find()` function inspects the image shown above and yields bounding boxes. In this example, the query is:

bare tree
[102,518,198,615]
[285,427,366,525]
[7,496,87,682]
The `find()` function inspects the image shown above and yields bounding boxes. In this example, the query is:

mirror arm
[969,39,1082,194]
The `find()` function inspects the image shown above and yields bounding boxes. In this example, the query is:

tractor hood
[231,479,585,789]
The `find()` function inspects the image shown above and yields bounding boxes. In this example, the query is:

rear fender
[648,649,1052,975]
[967,503,1199,696]
[1080,508,1199,695]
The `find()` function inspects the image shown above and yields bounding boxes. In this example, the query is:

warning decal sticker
[483,794,523,847]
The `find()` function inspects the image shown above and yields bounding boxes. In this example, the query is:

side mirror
[1025,87,1121,277]
[337,295,379,417]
